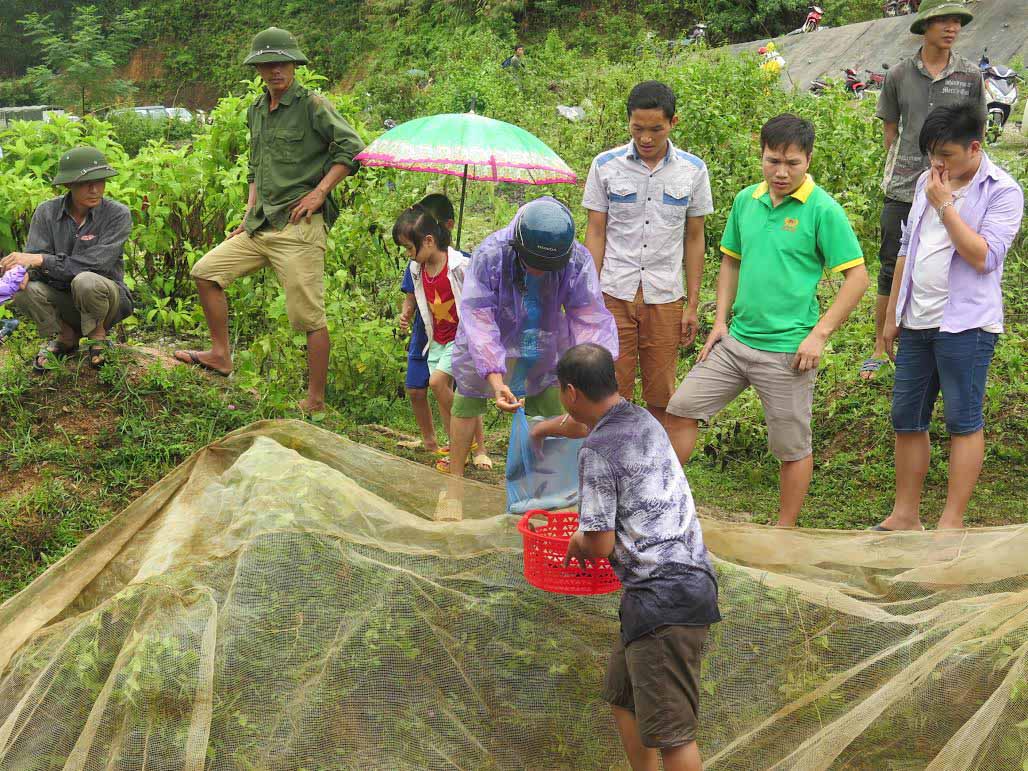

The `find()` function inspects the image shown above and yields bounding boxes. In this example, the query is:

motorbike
[809,69,868,99]
[844,69,868,99]
[866,63,889,90]
[803,5,825,32]
[788,5,825,35]
[883,0,918,16]
[980,49,1021,142]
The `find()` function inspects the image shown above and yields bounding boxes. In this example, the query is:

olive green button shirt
[246,80,365,234]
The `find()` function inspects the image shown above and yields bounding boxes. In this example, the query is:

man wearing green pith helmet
[176,27,365,414]
[1,146,133,372]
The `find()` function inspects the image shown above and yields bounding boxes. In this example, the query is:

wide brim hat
[910,0,973,35]
[52,147,118,186]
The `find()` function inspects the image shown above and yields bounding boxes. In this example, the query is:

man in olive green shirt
[666,115,869,527]
[176,26,364,413]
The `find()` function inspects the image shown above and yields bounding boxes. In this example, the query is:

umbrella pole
[456,164,469,249]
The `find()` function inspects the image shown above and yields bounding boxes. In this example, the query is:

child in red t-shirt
[394,203,489,471]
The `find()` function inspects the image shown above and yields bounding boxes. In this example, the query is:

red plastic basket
[516,510,622,595]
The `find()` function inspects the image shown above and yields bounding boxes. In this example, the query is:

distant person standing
[502,45,526,70]
[861,0,986,381]
[175,27,365,413]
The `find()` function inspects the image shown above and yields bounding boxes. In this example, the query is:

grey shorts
[667,334,816,461]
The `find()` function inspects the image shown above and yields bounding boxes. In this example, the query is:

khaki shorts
[191,215,327,332]
[604,287,683,410]
[603,625,709,749]
[667,334,816,461]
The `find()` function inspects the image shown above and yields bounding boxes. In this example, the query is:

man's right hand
[698,321,729,362]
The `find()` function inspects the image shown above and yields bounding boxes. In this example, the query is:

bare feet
[297,397,326,414]
[935,515,965,530]
[174,349,232,377]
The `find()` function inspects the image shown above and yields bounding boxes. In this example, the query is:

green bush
[105,112,199,157]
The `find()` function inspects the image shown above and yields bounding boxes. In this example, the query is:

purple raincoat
[452,198,619,400]
[0,265,26,306]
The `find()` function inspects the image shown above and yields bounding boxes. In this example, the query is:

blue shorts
[891,327,997,436]
[405,355,430,390]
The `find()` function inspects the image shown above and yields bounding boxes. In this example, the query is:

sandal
[32,339,78,373]
[86,338,113,370]
[435,456,451,473]
[472,451,493,470]
[859,358,887,379]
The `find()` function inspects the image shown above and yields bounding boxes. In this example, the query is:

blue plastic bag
[506,408,584,514]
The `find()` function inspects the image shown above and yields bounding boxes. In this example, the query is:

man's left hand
[0,253,43,272]
[925,165,954,212]
[792,330,826,371]
[289,189,327,225]
[681,306,700,347]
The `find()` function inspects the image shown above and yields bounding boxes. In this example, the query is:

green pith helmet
[243,27,309,66]
[52,146,117,186]
[910,0,973,35]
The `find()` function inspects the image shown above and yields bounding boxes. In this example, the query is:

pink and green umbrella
[355,112,577,246]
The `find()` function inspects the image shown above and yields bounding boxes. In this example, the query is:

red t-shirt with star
[423,261,458,344]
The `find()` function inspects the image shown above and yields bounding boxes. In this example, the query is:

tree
[19,4,146,115]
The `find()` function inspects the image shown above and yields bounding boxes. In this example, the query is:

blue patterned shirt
[578,399,720,643]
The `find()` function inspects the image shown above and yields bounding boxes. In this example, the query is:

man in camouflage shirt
[176,26,364,413]
[861,0,986,380]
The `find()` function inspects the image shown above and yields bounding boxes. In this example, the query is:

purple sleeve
[458,244,508,379]
[564,246,619,359]
[0,265,26,305]
[979,181,1024,274]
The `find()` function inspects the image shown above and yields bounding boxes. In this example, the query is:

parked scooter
[809,69,868,99]
[844,69,868,99]
[980,48,1021,142]
[866,63,889,90]
[788,5,825,35]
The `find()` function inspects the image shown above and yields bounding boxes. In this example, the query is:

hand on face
[925,164,954,211]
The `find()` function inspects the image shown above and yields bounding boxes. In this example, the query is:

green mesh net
[0,421,1025,769]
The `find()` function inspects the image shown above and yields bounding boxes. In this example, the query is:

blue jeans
[891,327,997,436]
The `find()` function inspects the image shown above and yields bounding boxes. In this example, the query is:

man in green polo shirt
[666,114,869,527]
[175,26,364,413]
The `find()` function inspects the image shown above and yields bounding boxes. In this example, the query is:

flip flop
[860,358,887,378]
[869,523,925,532]
[176,350,230,377]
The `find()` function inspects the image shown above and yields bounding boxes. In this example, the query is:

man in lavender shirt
[875,104,1023,531]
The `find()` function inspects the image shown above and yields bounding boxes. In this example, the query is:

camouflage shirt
[246,80,365,233]
[877,49,986,203]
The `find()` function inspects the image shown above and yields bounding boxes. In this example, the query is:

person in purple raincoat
[436,196,618,521]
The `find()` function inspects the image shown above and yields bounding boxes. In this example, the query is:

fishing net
[0,420,1025,770]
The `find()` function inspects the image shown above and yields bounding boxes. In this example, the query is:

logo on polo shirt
[783,218,799,232]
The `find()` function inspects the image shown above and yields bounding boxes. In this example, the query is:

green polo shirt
[246,80,365,234]
[720,175,863,353]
